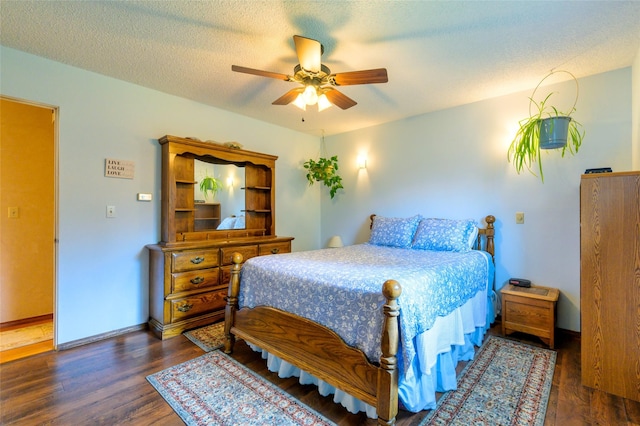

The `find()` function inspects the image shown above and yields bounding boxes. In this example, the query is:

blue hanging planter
[539,116,571,150]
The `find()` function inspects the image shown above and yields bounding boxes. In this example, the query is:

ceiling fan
[232,35,388,111]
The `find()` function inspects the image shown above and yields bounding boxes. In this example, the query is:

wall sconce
[327,235,344,248]
[226,176,234,188]
[357,155,368,169]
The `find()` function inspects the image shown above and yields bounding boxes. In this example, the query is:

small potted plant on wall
[507,70,585,182]
[303,155,343,199]
[199,174,222,202]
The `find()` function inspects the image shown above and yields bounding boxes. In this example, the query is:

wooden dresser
[580,171,640,402]
[147,237,292,339]
[147,136,294,339]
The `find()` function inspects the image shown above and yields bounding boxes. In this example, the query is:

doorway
[0,97,57,362]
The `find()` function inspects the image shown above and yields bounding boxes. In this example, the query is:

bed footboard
[224,253,402,426]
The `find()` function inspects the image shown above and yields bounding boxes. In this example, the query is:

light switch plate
[8,207,19,218]
[137,193,152,201]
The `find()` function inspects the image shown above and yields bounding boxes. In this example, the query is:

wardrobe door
[580,171,640,402]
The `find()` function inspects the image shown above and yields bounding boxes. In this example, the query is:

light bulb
[303,85,319,105]
[293,94,307,110]
[317,93,332,111]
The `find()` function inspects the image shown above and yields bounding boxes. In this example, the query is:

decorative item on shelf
[199,174,222,202]
[224,141,243,149]
[507,70,585,182]
[327,235,344,248]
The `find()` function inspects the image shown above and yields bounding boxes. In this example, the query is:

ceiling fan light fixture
[232,35,387,112]
[317,93,332,111]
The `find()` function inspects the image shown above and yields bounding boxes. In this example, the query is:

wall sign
[105,158,135,179]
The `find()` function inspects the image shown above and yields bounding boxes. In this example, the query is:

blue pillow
[233,215,245,229]
[412,218,478,252]
[369,215,421,248]
[217,216,237,230]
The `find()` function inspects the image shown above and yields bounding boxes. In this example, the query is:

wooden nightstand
[501,284,559,349]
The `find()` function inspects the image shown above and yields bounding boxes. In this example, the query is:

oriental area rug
[420,335,556,426]
[183,321,227,352]
[147,350,336,426]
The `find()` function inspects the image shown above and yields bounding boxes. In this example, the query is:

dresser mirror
[194,159,246,229]
[157,135,277,245]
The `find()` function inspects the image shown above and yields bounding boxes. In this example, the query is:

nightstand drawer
[504,298,554,331]
[172,249,219,272]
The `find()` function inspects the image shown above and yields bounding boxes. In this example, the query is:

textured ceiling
[2,1,640,136]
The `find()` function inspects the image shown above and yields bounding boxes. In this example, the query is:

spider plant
[508,92,584,182]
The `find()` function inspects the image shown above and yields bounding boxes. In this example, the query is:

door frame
[1,95,59,348]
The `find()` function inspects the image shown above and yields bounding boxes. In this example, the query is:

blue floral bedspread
[238,243,491,375]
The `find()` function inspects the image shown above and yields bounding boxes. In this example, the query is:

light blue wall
[2,44,636,340]
[322,68,634,332]
[1,46,321,345]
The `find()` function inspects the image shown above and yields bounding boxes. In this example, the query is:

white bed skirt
[248,289,498,417]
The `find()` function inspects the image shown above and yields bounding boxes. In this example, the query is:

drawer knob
[270,248,280,254]
[190,256,205,264]
[177,303,193,312]
[190,276,204,285]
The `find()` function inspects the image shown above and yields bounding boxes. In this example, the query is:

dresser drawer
[220,245,258,265]
[169,289,227,323]
[171,268,220,294]
[259,241,291,256]
[172,249,219,272]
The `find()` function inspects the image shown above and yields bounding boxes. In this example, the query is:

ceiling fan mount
[291,64,331,86]
[232,35,388,111]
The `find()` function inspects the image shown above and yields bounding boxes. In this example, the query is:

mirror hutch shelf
[146,135,293,339]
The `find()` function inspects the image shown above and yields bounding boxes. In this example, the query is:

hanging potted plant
[303,155,343,199]
[199,174,222,202]
[508,70,585,182]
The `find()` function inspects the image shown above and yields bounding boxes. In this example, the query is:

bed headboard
[368,214,496,258]
[476,215,495,258]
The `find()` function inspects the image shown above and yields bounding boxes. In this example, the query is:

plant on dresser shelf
[199,174,222,201]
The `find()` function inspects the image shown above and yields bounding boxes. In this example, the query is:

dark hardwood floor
[1,322,639,425]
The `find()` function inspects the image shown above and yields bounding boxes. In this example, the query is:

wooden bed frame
[224,215,495,425]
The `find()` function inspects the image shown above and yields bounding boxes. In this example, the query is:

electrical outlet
[515,212,524,224]
[106,205,116,218]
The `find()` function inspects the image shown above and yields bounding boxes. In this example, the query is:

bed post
[377,279,402,426]
[223,252,244,354]
[484,215,495,258]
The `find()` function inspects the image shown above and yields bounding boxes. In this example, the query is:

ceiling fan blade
[232,65,289,81]
[330,68,388,86]
[324,89,357,110]
[272,88,303,105]
[293,35,322,72]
